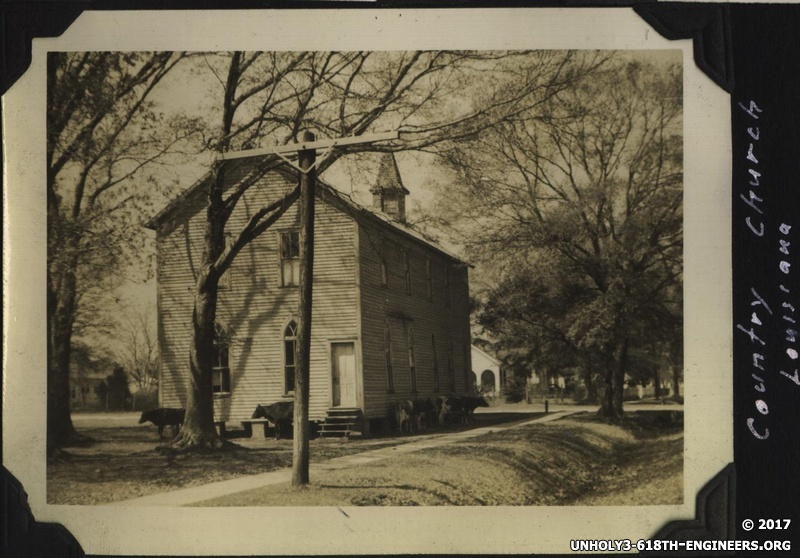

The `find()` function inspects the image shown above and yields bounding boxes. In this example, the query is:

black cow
[139,408,185,438]
[413,398,436,431]
[252,402,294,439]
[460,395,490,422]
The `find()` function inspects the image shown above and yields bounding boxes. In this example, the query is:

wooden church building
[146,153,473,434]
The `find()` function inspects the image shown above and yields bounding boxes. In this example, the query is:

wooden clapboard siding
[357,219,472,419]
[156,169,358,423]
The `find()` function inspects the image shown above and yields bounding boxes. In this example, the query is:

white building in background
[471,345,503,397]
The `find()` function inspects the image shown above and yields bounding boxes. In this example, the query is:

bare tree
[117,306,160,394]
[47,52,194,453]
[165,50,605,450]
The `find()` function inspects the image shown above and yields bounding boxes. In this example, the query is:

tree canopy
[428,54,683,416]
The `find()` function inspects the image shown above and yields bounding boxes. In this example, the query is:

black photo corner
[2,1,800,556]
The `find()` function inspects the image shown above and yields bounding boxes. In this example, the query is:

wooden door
[331,342,357,407]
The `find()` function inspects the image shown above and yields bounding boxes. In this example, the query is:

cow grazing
[413,398,435,431]
[434,396,449,426]
[460,395,490,423]
[438,395,488,424]
[139,408,185,439]
[392,400,414,435]
[252,401,294,439]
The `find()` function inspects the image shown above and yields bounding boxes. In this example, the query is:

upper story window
[426,258,433,302]
[212,322,231,394]
[403,249,411,295]
[444,266,451,308]
[280,231,300,287]
[284,320,298,394]
[380,257,388,288]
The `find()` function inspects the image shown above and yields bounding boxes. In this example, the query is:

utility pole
[293,131,316,487]
[216,129,399,488]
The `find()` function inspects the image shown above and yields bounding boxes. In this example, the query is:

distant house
[471,345,503,397]
[146,153,473,434]
[69,367,107,411]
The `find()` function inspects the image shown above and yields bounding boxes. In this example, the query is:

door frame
[328,338,362,409]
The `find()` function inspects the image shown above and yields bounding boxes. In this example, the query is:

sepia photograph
[45,48,685,509]
[3,8,732,555]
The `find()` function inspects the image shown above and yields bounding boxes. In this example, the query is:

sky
[94,49,682,361]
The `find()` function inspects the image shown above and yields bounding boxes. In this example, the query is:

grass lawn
[192,411,683,506]
[47,411,544,505]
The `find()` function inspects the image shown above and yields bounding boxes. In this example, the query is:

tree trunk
[599,338,628,420]
[47,250,90,455]
[653,363,661,399]
[581,366,597,403]
[612,337,628,417]
[599,351,616,417]
[171,169,228,451]
[672,363,681,400]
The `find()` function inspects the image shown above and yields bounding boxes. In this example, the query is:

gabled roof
[144,159,467,265]
[471,345,502,367]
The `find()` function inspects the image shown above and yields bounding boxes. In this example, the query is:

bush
[504,374,529,403]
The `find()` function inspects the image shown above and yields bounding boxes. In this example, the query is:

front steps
[319,407,363,438]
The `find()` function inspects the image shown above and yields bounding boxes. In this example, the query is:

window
[444,266,451,307]
[212,322,231,394]
[385,320,394,392]
[383,195,399,216]
[463,339,471,393]
[431,333,440,392]
[408,324,417,393]
[447,338,455,392]
[284,320,298,394]
[380,257,388,287]
[280,231,300,286]
[403,249,411,295]
[426,258,433,302]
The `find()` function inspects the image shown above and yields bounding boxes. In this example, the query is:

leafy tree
[47,52,192,453]
[431,54,683,418]
[104,366,133,411]
[165,50,605,451]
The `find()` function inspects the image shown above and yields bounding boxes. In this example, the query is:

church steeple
[370,153,410,223]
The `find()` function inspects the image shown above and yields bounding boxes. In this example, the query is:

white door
[332,342,357,407]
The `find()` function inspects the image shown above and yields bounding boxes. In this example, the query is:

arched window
[385,320,394,393]
[212,322,231,394]
[408,324,417,393]
[431,333,440,392]
[284,320,298,394]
